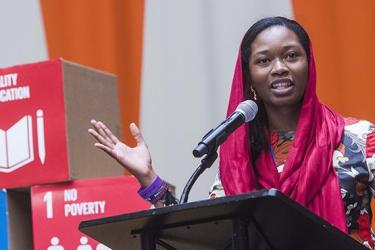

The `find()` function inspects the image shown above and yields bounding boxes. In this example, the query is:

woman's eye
[257,58,270,65]
[286,52,298,60]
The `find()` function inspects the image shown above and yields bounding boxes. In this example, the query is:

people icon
[47,236,64,250]
[96,243,111,250]
[77,236,93,250]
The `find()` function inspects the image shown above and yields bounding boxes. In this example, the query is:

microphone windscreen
[236,100,258,122]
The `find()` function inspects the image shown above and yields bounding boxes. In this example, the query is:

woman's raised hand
[88,120,156,187]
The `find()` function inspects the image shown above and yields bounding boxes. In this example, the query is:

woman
[89,17,375,248]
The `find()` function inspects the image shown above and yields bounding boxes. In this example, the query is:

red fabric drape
[219,40,348,232]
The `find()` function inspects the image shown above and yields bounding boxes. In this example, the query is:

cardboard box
[0,59,123,188]
[31,176,149,249]
[0,189,34,250]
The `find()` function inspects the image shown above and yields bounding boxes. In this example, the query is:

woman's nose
[271,59,289,76]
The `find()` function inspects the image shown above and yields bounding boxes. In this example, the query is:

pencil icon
[36,109,45,164]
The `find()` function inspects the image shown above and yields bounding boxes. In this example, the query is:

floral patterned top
[209,118,375,248]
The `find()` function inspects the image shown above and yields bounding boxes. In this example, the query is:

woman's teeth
[272,82,292,89]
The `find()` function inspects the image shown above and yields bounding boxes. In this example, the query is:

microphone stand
[179,150,218,204]
[179,101,256,204]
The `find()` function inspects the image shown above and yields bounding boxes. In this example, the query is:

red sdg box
[31,176,150,249]
[0,59,122,188]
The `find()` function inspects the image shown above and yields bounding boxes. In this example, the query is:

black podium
[79,189,366,249]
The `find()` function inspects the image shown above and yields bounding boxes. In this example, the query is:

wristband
[138,176,168,203]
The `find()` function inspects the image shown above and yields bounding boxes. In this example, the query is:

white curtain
[0,0,47,67]
[141,0,293,201]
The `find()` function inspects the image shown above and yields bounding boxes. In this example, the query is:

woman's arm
[88,120,178,206]
[88,120,156,187]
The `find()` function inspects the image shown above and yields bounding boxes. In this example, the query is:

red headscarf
[219,38,347,232]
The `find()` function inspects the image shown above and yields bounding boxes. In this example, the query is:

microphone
[193,100,258,158]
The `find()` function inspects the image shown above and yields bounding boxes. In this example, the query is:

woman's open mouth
[270,79,294,96]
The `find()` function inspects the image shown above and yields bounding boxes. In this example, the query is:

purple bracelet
[138,176,168,203]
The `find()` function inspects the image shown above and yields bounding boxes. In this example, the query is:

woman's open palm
[88,120,156,187]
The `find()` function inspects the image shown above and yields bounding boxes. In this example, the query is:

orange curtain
[40,0,144,146]
[292,0,375,123]
[292,0,375,229]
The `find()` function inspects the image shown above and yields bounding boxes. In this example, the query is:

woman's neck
[264,103,301,132]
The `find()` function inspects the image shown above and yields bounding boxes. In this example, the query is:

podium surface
[79,189,366,250]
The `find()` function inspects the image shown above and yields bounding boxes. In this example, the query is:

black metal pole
[179,151,218,204]
[232,217,249,250]
[140,231,156,250]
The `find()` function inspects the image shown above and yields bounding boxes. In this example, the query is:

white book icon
[0,116,34,173]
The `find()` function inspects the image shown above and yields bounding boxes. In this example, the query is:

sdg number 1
[43,191,53,219]
[43,189,78,219]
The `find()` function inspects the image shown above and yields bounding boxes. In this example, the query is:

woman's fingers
[95,122,112,143]
[88,128,113,149]
[91,120,111,144]
[90,120,120,145]
[91,121,143,147]
[89,120,152,179]
[130,123,145,145]
[94,143,113,155]
[95,120,120,144]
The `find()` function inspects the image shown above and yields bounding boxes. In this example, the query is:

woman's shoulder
[343,117,374,138]
[342,117,375,158]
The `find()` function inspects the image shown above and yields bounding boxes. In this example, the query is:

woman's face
[249,25,308,108]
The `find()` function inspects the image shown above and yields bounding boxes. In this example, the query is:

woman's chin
[264,95,302,109]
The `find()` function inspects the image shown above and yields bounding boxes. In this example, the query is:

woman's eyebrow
[252,49,269,55]
[282,44,302,50]
[253,45,302,55]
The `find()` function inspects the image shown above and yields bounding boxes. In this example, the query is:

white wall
[0,0,47,67]
[141,0,293,201]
